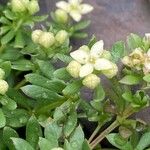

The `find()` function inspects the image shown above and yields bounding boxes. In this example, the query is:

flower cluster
[122,34,150,74]
[56,0,93,22]
[11,0,39,15]
[32,30,68,49]
[67,40,118,89]
[0,68,8,95]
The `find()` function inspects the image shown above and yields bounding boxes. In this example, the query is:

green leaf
[82,140,91,150]
[54,53,72,63]
[39,137,53,150]
[0,109,6,128]
[0,26,10,35]
[21,85,63,101]
[44,121,62,148]
[53,68,71,80]
[32,15,48,22]
[64,111,77,137]
[63,80,82,96]
[106,133,132,150]
[1,95,17,110]
[0,17,11,24]
[119,75,142,85]
[12,59,34,71]
[143,74,150,82]
[14,30,25,48]
[69,125,84,150]
[111,41,125,62]
[11,138,34,150]
[135,132,150,150]
[25,73,66,93]
[3,10,16,20]
[0,61,11,78]
[88,35,97,49]
[72,32,88,39]
[127,33,143,49]
[73,20,91,31]
[3,109,30,128]
[93,84,105,102]
[1,29,15,45]
[3,127,19,150]
[26,115,41,149]
[122,91,133,102]
[37,59,54,79]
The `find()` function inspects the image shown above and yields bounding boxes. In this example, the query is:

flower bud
[31,30,43,44]
[55,9,68,24]
[122,56,131,67]
[102,63,118,78]
[28,0,40,15]
[51,148,64,150]
[0,68,5,79]
[55,30,68,45]
[101,50,111,60]
[0,80,9,95]
[11,0,29,12]
[82,74,100,89]
[66,60,81,78]
[39,32,55,48]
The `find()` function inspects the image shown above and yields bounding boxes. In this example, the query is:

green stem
[90,106,134,149]
[14,79,26,90]
[88,125,101,143]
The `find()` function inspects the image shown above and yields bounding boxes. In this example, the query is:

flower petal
[80,4,93,14]
[79,63,94,77]
[70,49,89,64]
[90,40,104,58]
[94,58,113,71]
[69,0,82,4]
[56,1,70,12]
[70,11,82,22]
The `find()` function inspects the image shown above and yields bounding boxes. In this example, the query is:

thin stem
[90,120,119,149]
[14,79,26,90]
[90,106,134,149]
[88,125,101,143]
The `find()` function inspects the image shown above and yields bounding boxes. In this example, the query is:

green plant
[0,0,150,150]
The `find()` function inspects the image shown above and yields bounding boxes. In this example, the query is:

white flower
[0,80,8,95]
[82,74,100,89]
[143,49,150,74]
[70,40,116,78]
[56,0,93,22]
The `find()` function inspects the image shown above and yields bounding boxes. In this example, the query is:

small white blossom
[82,74,100,89]
[0,80,8,95]
[70,40,117,78]
[56,0,93,22]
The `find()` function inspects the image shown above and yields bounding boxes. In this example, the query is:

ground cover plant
[0,0,150,150]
